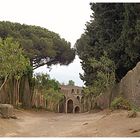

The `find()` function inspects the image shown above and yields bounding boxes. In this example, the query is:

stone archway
[67,99,73,113]
[74,106,80,113]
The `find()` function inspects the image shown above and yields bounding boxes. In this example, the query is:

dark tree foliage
[0,21,75,70]
[68,80,75,86]
[75,3,140,85]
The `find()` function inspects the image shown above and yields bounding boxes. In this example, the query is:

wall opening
[71,89,74,93]
[74,106,80,113]
[67,99,73,113]
[77,96,80,101]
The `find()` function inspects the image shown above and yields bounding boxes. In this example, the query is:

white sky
[0,0,92,86]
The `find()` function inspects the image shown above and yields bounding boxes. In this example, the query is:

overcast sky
[0,0,92,86]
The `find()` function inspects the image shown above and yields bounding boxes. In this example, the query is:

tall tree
[0,37,30,105]
[76,3,140,86]
[83,52,115,110]
[0,21,75,108]
[115,3,140,80]
[0,37,30,91]
[0,21,75,69]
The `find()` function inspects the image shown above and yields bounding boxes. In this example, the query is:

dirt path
[0,109,140,137]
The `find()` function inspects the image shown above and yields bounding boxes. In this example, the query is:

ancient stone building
[58,85,83,113]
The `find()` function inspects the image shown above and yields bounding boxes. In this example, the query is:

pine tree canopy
[0,21,75,70]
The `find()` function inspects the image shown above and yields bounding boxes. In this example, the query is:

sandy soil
[0,109,140,137]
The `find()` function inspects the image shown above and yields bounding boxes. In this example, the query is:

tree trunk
[22,76,31,108]
[0,75,8,92]
[16,79,20,106]
[13,79,16,106]
[109,88,113,108]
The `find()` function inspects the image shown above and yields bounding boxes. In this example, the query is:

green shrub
[130,104,140,112]
[111,97,131,110]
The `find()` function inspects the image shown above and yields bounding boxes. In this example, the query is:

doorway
[74,106,80,113]
[67,99,73,113]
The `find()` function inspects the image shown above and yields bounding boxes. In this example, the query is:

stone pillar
[65,100,67,113]
[73,106,75,113]
[80,96,82,103]
[57,103,59,113]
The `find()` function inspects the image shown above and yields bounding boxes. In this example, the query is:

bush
[111,97,131,110]
[130,104,140,112]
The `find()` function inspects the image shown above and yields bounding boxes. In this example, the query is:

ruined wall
[0,82,10,104]
[96,60,140,108]
[96,92,110,109]
[119,62,140,107]
[0,77,33,108]
[32,89,46,108]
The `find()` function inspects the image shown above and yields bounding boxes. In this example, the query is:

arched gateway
[67,99,73,113]
[59,85,83,113]
[74,106,80,113]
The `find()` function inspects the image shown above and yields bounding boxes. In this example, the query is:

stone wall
[32,90,46,108]
[119,62,140,107]
[97,62,140,108]
[96,92,110,109]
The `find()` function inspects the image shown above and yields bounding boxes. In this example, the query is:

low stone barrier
[0,104,14,118]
